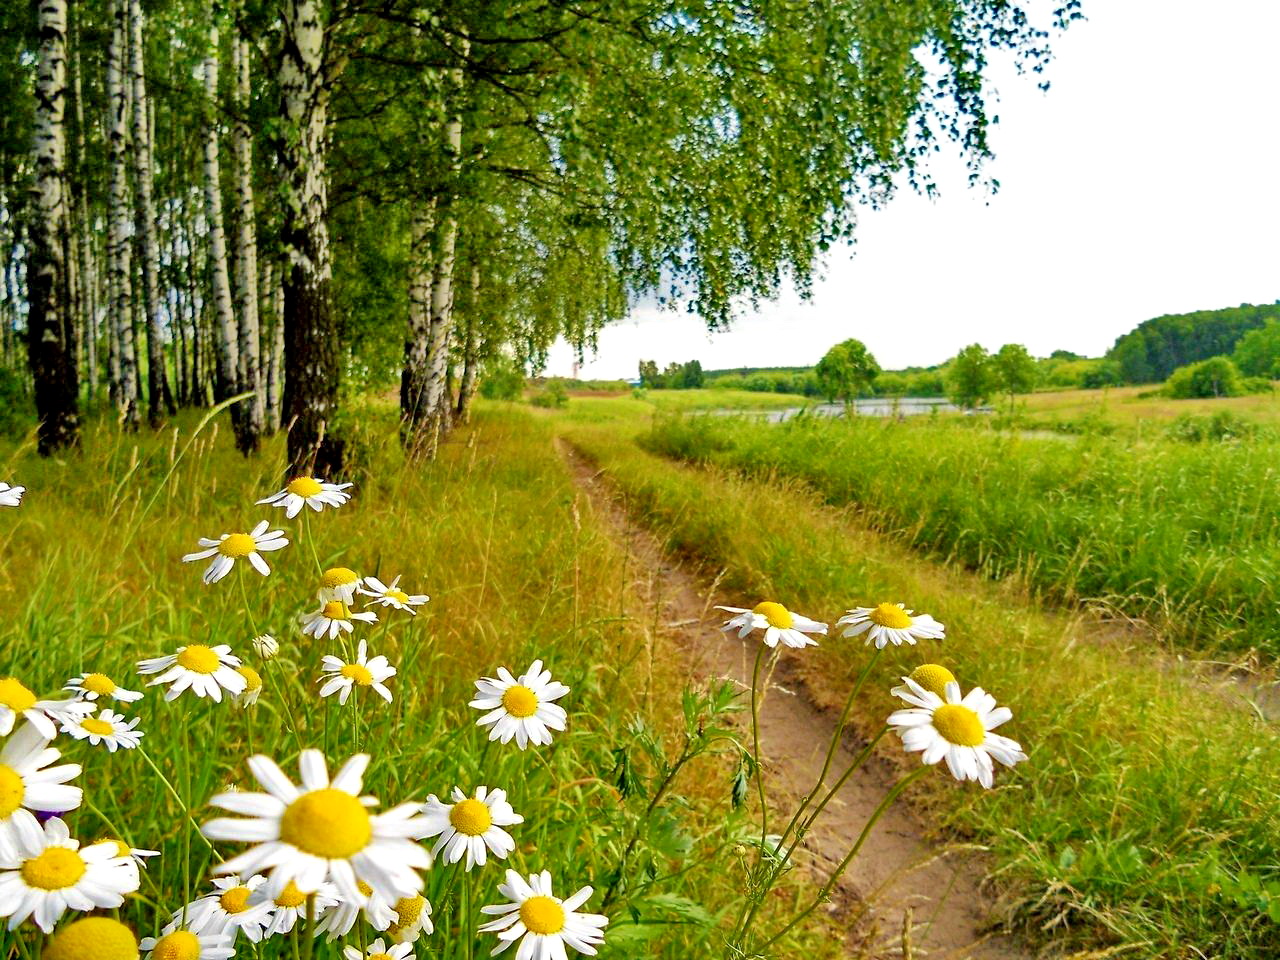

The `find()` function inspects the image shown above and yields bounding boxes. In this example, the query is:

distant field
[1023,384,1280,425]
[628,388,813,412]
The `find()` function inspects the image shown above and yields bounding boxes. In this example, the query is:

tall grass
[643,412,1280,656]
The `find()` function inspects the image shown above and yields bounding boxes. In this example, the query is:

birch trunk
[106,0,139,429]
[279,0,341,475]
[399,201,435,451]
[27,0,79,452]
[229,26,264,450]
[71,40,96,406]
[202,21,241,411]
[129,0,172,424]
[260,259,282,431]
[455,264,480,425]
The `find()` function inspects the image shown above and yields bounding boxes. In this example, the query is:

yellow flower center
[389,895,425,935]
[149,930,200,960]
[83,673,117,696]
[21,846,87,890]
[219,885,253,914]
[340,663,374,685]
[81,717,114,736]
[321,601,350,621]
[0,677,36,713]
[357,880,373,896]
[869,603,912,629]
[219,533,257,558]
[274,880,308,909]
[237,666,262,692]
[449,798,493,836]
[909,664,956,697]
[752,601,794,629]
[279,788,373,858]
[0,764,24,817]
[501,685,538,718]
[368,954,393,960]
[176,645,221,674]
[42,917,140,960]
[932,704,986,747]
[386,590,411,605]
[287,477,324,498]
[321,567,358,588]
[519,895,566,935]
[95,839,132,859]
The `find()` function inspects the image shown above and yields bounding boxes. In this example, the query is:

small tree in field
[947,344,995,409]
[991,343,1039,410]
[816,339,880,416]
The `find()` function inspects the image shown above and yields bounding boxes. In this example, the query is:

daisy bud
[252,635,279,660]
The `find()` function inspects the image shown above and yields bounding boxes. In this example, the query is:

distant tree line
[1106,303,1280,384]
[638,359,704,389]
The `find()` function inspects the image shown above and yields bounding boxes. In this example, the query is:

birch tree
[27,0,79,453]
[106,0,139,430]
[230,18,264,451]
[202,19,240,411]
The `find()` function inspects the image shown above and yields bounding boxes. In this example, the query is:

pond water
[736,398,992,422]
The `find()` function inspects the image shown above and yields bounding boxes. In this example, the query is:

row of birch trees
[3,0,1077,469]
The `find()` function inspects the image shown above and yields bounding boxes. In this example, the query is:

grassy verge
[555,397,1280,958]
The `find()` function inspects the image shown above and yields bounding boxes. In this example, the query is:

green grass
[640,409,1280,658]
[0,403,842,959]
[632,388,812,412]
[553,396,1280,958]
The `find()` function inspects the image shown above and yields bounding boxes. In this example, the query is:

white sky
[545,0,1280,378]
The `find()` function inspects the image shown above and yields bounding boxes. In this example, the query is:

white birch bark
[70,39,96,405]
[106,0,139,429]
[399,200,435,448]
[456,264,481,424]
[230,22,264,449]
[202,20,240,407]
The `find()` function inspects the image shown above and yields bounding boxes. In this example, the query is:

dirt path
[557,439,1029,960]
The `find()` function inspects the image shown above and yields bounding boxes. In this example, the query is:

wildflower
[182,521,289,585]
[319,567,363,605]
[0,817,137,931]
[59,709,143,752]
[300,601,377,641]
[0,722,82,840]
[891,664,957,699]
[0,677,91,739]
[136,644,246,702]
[888,679,1027,788]
[63,673,143,706]
[317,879,397,940]
[837,603,945,649]
[94,838,158,888]
[343,939,415,960]
[469,660,569,749]
[0,484,23,508]
[419,786,522,871]
[233,667,263,708]
[252,634,279,660]
[319,640,396,705]
[171,874,274,944]
[42,916,139,960]
[251,880,338,937]
[385,893,433,944]
[479,869,608,958]
[358,575,430,614]
[258,476,353,519]
[140,928,234,960]
[202,750,432,904]
[716,602,827,649]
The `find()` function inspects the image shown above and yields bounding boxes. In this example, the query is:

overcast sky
[545,0,1280,378]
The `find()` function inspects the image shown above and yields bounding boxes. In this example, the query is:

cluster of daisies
[0,474,608,960]
[718,600,1027,788]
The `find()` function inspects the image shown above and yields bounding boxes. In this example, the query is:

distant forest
[1105,303,1280,384]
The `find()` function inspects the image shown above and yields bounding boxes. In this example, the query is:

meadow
[551,394,1280,958]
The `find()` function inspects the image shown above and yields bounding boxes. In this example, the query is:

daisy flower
[344,939,415,960]
[182,521,289,585]
[63,672,143,706]
[41,916,139,960]
[0,484,23,508]
[888,680,1027,788]
[59,709,143,752]
[0,722,82,841]
[252,634,279,660]
[94,838,159,888]
[258,476,353,519]
[300,601,377,641]
[137,645,246,703]
[419,787,523,871]
[837,602,946,649]
[890,663,957,700]
[173,874,274,943]
[479,869,608,958]
[233,667,263,708]
[201,750,432,905]
[385,893,433,944]
[318,878,397,940]
[0,678,91,740]
[251,880,338,937]
[318,640,396,705]
[0,816,137,932]
[140,928,234,960]
[358,575,430,614]
[469,661,569,750]
[716,602,827,649]
[319,567,364,605]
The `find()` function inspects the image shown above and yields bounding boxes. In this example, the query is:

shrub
[1165,356,1244,398]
